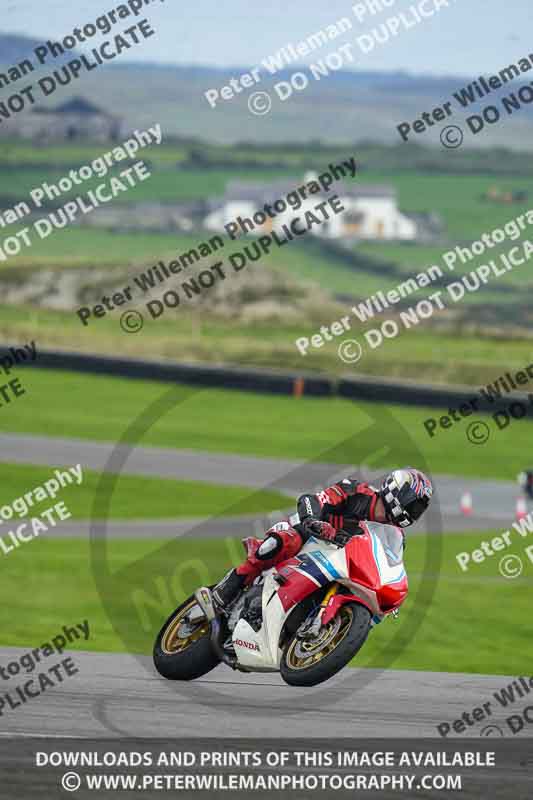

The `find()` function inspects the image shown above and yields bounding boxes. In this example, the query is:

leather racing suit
[212,477,383,608]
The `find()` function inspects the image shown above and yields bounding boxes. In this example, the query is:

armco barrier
[338,375,533,417]
[2,346,532,415]
[0,348,333,398]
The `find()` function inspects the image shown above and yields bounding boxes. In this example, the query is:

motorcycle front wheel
[153,594,220,680]
[280,602,371,687]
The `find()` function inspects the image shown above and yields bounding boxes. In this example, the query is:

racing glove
[303,519,337,541]
[333,530,351,547]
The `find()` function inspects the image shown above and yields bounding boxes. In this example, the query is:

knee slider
[257,534,282,560]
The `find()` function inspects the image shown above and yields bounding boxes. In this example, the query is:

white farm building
[205,173,417,241]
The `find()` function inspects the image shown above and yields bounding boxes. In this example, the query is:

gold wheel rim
[161,600,209,655]
[286,605,353,670]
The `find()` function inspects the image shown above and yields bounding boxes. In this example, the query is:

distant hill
[0,31,79,70]
[0,33,42,63]
[1,32,532,148]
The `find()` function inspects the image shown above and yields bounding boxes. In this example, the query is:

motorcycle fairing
[231,617,274,671]
[232,570,287,670]
[276,541,345,613]
[341,522,408,614]
[230,524,408,671]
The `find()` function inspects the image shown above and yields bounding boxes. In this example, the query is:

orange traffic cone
[515,496,527,522]
[460,491,473,516]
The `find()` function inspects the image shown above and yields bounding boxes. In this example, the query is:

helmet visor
[405,496,429,522]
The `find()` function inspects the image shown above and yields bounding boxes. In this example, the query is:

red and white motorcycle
[153,519,408,687]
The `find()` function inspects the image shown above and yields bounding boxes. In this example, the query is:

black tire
[153,594,220,681]
[280,602,371,687]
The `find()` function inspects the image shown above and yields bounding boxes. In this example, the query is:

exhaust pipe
[194,587,239,670]
[210,617,239,670]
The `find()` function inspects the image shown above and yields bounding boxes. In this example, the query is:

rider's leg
[212,526,303,609]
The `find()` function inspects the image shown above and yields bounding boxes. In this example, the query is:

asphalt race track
[1,433,529,741]
[0,433,526,536]
[0,647,527,739]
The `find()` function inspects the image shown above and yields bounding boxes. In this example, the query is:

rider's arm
[297,477,377,520]
[297,478,355,522]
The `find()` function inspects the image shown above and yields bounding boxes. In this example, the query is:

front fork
[299,584,339,638]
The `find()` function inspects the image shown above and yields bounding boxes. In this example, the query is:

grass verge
[0,368,530,481]
[1,303,532,386]
[1,533,530,677]
[0,463,289,520]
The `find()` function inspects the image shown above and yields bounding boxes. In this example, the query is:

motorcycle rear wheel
[280,602,371,687]
[153,594,220,680]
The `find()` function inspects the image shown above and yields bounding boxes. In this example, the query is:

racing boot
[211,568,246,611]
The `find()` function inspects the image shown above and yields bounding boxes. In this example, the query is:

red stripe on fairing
[277,570,319,612]
[343,533,380,590]
[377,578,408,611]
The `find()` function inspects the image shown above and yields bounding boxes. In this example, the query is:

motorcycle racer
[212,467,433,610]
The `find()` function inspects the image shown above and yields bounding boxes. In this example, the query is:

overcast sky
[3,0,532,78]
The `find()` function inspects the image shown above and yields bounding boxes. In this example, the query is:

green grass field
[2,264,533,386]
[2,204,530,321]
[355,239,533,301]
[2,144,532,328]
[0,140,189,168]
[1,533,530,676]
[2,151,531,241]
[0,229,201,271]
[361,169,532,240]
[0,166,295,207]
[2,139,530,175]
[0,228,361,281]
[0,368,531,481]
[0,463,289,520]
